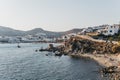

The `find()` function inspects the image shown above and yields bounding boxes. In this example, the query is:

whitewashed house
[80,29,87,35]
[35,33,47,38]
[8,37,20,43]
[93,25,106,30]
[79,28,93,35]
[0,36,9,42]
[102,25,120,36]
[62,33,77,40]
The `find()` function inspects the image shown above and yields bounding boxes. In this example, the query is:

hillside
[63,28,83,34]
[0,26,25,36]
[0,26,82,37]
[25,28,63,37]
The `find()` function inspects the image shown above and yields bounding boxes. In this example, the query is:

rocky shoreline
[74,53,120,79]
[38,35,120,79]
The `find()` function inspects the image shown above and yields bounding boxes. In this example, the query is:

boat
[17,43,21,48]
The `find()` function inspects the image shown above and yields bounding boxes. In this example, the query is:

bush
[112,45,120,54]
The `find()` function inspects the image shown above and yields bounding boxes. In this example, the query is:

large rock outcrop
[63,35,120,54]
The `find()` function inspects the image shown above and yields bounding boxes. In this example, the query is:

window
[110,30,112,33]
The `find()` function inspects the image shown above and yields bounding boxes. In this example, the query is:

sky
[0,0,119,31]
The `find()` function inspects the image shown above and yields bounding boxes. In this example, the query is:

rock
[62,35,120,55]
[39,35,120,58]
[48,44,54,49]
[101,66,118,74]
[55,51,62,56]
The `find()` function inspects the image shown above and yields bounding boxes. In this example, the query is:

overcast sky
[0,0,119,31]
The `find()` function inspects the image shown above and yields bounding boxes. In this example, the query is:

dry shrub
[112,45,120,54]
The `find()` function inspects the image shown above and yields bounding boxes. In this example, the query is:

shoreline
[39,35,120,79]
[69,53,120,79]
[70,53,120,68]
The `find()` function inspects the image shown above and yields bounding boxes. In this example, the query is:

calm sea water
[0,43,103,80]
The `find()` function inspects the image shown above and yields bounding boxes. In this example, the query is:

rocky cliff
[63,35,120,55]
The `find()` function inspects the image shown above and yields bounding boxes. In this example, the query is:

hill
[0,26,82,37]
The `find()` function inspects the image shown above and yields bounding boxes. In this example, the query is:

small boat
[35,50,38,52]
[17,43,21,48]
[45,54,48,56]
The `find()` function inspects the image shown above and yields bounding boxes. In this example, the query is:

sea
[0,43,104,80]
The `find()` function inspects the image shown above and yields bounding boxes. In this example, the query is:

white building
[79,28,93,35]
[102,25,120,36]
[8,37,20,43]
[62,33,77,40]
[35,33,47,38]
[0,36,9,42]
[82,28,93,32]
[93,25,106,30]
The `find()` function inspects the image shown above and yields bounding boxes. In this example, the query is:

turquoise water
[0,43,102,80]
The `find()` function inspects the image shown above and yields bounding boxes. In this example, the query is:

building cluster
[0,24,120,43]
[62,24,120,41]
[99,24,120,36]
[0,33,57,43]
[79,24,120,36]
